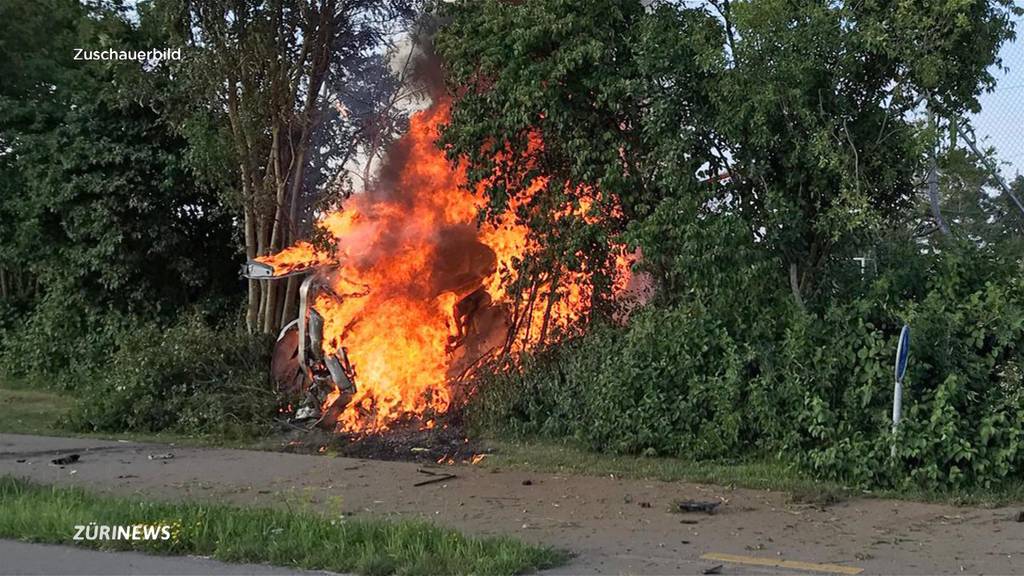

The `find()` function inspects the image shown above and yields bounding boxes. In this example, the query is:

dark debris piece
[413,468,457,487]
[50,454,80,466]
[675,499,721,514]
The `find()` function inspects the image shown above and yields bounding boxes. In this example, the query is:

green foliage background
[0,0,260,433]
[472,240,1024,490]
[442,0,1024,491]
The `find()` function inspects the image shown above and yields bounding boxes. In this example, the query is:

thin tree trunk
[538,275,559,347]
[264,125,287,335]
[286,145,308,241]
[269,125,288,251]
[228,73,264,334]
[520,278,541,346]
[927,110,950,236]
[953,117,1024,220]
[244,205,260,332]
[789,262,805,311]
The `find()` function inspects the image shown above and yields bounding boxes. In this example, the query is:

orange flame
[258,100,634,432]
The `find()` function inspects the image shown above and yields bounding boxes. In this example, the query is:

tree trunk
[538,275,559,346]
[264,125,287,336]
[927,110,950,236]
[789,262,805,310]
[953,117,1024,221]
[244,205,260,332]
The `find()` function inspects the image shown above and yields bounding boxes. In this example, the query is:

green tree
[438,0,724,328]
[0,1,239,375]
[157,0,416,334]
[439,0,1020,310]
[709,0,1018,307]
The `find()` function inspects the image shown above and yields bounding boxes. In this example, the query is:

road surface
[0,434,1021,575]
[0,539,334,575]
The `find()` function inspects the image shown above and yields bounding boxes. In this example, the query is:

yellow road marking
[700,552,864,575]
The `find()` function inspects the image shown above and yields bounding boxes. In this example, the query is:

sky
[971,7,1024,180]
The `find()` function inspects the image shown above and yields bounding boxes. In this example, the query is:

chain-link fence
[971,14,1024,181]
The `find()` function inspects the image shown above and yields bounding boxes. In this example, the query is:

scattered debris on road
[148,452,175,460]
[413,468,457,487]
[676,500,721,514]
[50,454,79,466]
[702,564,723,574]
[1014,510,1024,523]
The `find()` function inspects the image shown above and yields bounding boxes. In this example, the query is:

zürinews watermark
[73,48,181,63]
[73,522,175,541]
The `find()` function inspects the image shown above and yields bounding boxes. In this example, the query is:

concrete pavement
[0,539,334,576]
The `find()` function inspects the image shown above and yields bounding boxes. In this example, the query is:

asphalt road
[0,539,334,576]
[1,433,1021,575]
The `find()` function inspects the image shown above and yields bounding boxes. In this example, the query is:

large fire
[256,100,634,432]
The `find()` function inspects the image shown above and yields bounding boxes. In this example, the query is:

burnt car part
[241,260,319,279]
[243,239,502,428]
[244,265,357,426]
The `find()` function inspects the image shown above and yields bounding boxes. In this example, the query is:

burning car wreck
[242,234,504,430]
[241,101,637,435]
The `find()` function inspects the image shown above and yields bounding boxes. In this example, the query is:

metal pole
[891,379,902,458]
[892,325,910,458]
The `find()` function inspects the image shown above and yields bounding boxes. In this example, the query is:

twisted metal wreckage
[241,239,500,429]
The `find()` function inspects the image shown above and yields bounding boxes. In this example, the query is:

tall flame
[257,100,634,432]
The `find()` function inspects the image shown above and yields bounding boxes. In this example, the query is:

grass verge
[0,384,71,435]
[0,476,566,576]
[483,439,1024,507]
[0,379,270,448]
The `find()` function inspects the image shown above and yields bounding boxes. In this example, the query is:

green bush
[473,302,781,460]
[0,291,131,384]
[790,247,1024,490]
[472,241,1024,491]
[66,316,276,438]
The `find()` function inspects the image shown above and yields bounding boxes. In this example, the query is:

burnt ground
[276,415,487,464]
[3,433,1023,575]
[330,423,485,463]
[274,372,486,464]
[272,403,487,461]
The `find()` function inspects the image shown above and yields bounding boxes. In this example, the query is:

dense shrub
[790,247,1024,490]
[472,241,1024,491]
[66,316,276,438]
[0,291,132,384]
[475,305,748,458]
